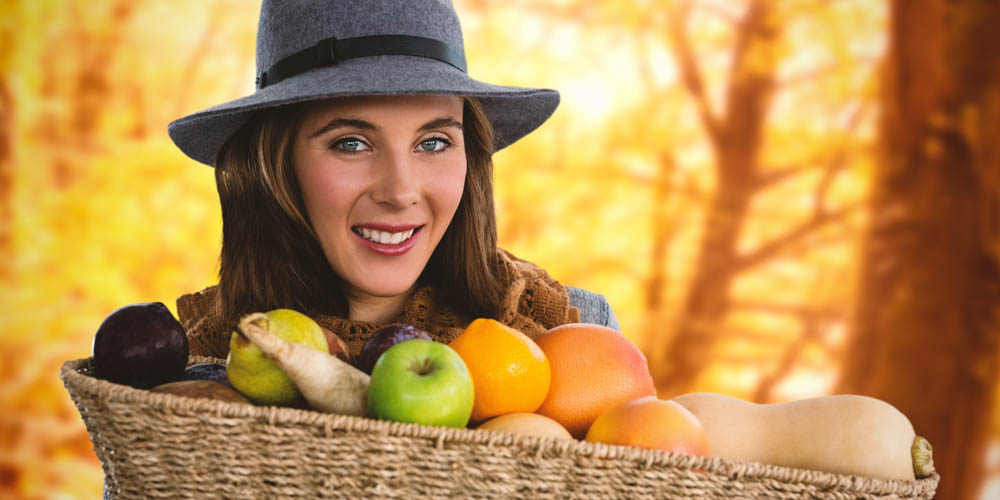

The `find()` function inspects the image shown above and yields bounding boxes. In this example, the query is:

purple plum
[357,323,432,374]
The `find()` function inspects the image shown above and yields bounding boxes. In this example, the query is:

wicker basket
[61,356,939,499]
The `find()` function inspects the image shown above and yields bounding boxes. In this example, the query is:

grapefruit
[534,323,656,438]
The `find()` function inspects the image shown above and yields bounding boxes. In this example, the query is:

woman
[169,0,619,358]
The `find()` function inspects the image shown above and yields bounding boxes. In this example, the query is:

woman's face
[293,94,467,309]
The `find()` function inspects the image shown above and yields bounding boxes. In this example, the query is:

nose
[371,149,420,208]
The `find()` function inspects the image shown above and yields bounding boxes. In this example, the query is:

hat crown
[256,0,466,74]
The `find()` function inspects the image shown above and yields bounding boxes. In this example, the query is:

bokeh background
[2,0,998,498]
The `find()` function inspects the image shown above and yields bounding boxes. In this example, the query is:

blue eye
[331,138,370,153]
[418,138,451,153]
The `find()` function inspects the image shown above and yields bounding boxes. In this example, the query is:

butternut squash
[671,392,934,481]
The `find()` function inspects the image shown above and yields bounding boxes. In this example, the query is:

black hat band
[257,34,468,89]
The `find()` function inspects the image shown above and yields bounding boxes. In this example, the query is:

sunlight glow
[773,369,835,401]
[559,76,616,123]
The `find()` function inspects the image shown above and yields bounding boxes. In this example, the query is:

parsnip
[237,313,369,416]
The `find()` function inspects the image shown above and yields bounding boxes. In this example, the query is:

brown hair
[212,97,502,327]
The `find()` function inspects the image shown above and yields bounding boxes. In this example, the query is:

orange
[476,412,573,440]
[534,323,656,438]
[449,318,551,422]
[585,396,710,455]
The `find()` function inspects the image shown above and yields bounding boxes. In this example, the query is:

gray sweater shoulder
[565,286,621,331]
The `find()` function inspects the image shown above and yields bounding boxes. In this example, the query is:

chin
[355,276,421,299]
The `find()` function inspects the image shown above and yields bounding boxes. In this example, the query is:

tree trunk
[655,0,779,397]
[836,2,1000,499]
[642,152,676,349]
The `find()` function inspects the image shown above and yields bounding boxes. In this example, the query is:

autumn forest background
[2,1,999,498]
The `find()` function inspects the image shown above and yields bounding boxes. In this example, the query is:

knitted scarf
[177,249,580,359]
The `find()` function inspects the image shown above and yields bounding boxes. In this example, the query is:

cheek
[294,157,362,230]
[434,163,467,213]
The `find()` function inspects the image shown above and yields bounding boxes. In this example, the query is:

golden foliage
[11,1,992,499]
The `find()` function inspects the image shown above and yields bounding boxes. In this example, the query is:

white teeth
[356,227,418,245]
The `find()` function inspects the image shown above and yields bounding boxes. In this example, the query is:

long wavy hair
[211,96,502,327]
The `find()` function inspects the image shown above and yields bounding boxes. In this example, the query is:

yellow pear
[225,309,328,405]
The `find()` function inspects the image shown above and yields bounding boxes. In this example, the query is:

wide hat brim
[168,55,559,166]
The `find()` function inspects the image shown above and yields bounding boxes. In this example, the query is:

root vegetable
[237,313,369,416]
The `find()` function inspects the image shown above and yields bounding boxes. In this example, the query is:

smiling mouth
[351,226,423,245]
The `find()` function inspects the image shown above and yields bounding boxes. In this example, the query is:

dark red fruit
[357,323,432,374]
[92,302,189,389]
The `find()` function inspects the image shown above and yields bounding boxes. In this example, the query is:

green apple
[226,308,329,406]
[368,339,474,428]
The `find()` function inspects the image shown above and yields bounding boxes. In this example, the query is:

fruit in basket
[585,396,709,455]
[368,339,474,428]
[533,323,656,438]
[151,380,251,404]
[226,309,329,406]
[235,312,370,415]
[183,363,232,387]
[448,318,550,422]
[476,412,573,440]
[92,302,189,389]
[357,323,433,374]
[671,392,934,480]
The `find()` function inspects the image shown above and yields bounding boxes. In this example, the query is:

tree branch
[813,103,868,215]
[753,318,822,403]
[666,0,723,148]
[753,164,814,190]
[729,300,843,321]
[776,56,879,88]
[625,170,710,203]
[735,204,858,272]
[753,103,869,199]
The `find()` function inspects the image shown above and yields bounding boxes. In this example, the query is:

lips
[351,224,424,256]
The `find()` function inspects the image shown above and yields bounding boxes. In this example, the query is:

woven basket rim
[61,356,939,497]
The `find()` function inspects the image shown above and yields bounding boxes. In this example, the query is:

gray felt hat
[168,0,560,167]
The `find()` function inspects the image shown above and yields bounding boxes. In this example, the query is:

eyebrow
[418,117,463,133]
[308,116,463,139]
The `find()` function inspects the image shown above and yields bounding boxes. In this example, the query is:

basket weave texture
[62,356,939,499]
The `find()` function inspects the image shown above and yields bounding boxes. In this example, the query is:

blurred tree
[836,1,1000,499]
[0,7,13,275]
[0,77,11,268]
[475,0,873,401]
[654,0,782,398]
[70,0,136,147]
[653,0,862,399]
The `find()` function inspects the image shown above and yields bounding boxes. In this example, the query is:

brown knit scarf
[177,249,580,359]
